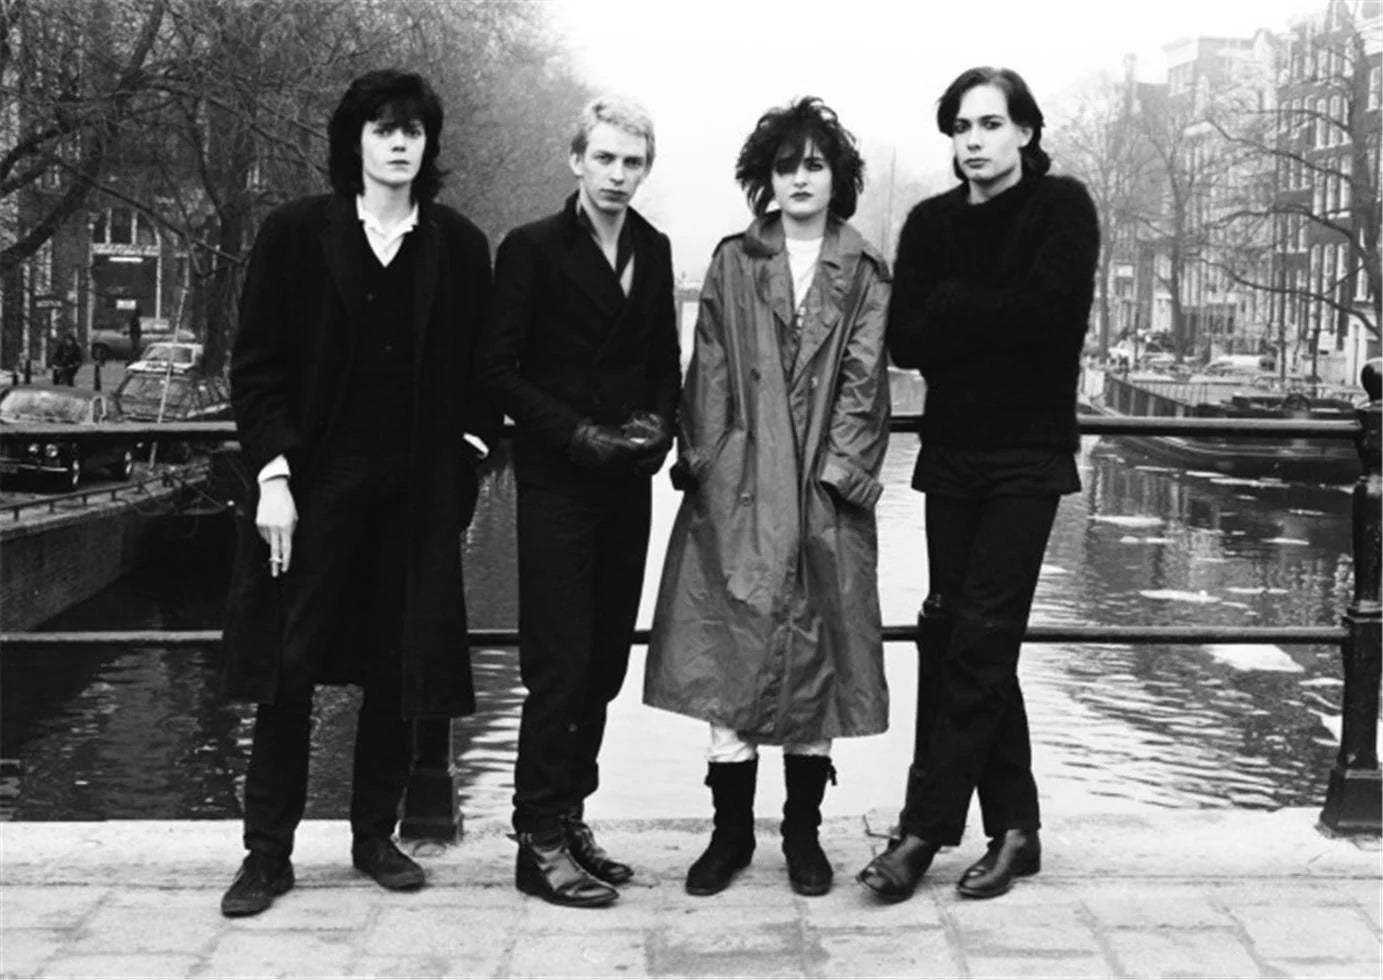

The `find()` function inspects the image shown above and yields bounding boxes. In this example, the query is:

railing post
[1320,359,1382,837]
[399,718,462,843]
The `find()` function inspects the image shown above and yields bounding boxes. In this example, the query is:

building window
[1370,66,1381,111]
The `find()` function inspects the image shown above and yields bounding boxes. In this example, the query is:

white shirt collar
[356,196,418,266]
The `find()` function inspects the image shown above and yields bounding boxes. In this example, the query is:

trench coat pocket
[819,457,883,511]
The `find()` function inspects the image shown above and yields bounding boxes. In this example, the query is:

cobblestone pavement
[1,808,1379,978]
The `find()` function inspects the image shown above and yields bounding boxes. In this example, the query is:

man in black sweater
[858,66,1099,903]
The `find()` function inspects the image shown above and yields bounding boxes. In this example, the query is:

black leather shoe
[783,835,833,896]
[562,816,634,885]
[686,830,755,896]
[352,837,425,891]
[856,834,939,902]
[957,829,1040,899]
[514,832,619,908]
[221,852,294,917]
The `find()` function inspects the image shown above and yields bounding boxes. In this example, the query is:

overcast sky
[547,0,1321,276]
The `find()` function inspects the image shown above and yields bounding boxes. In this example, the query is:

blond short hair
[570,96,656,169]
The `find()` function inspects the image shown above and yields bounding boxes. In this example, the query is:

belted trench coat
[644,215,891,742]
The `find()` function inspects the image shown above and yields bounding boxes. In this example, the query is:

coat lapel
[412,210,440,372]
[789,223,850,383]
[321,197,367,346]
[744,218,795,340]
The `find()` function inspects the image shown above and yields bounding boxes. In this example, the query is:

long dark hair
[327,69,446,204]
[936,67,1051,181]
[734,96,865,219]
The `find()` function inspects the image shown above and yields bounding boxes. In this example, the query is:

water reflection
[0,436,1356,821]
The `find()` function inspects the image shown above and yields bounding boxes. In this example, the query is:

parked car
[0,386,135,491]
[90,323,171,363]
[127,342,205,375]
[113,371,232,460]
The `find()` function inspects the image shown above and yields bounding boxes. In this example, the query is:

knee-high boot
[782,755,835,896]
[685,759,757,896]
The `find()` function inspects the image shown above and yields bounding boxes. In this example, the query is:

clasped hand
[569,412,671,475]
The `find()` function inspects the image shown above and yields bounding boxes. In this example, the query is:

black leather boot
[781,755,835,896]
[513,830,618,908]
[561,812,634,885]
[856,834,940,902]
[685,759,757,896]
[956,828,1041,899]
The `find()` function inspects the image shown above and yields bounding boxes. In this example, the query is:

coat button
[809,377,818,389]
[750,368,761,382]
[739,492,753,503]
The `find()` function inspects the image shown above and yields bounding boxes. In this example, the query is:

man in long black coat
[220,70,496,917]
[478,96,681,908]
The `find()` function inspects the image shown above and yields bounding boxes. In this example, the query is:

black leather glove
[568,421,642,473]
[622,411,672,475]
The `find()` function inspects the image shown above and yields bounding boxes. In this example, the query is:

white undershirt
[785,236,823,314]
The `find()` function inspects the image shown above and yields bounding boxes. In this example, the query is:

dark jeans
[899,491,1059,845]
[242,450,412,860]
[511,480,650,835]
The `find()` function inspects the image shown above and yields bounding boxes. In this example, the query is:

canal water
[0,435,1359,825]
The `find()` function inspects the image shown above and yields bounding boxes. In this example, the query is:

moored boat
[1087,370,1362,484]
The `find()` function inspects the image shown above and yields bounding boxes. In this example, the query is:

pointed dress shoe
[956,829,1041,899]
[562,815,634,885]
[352,836,426,891]
[514,831,619,908]
[856,833,940,902]
[221,852,294,917]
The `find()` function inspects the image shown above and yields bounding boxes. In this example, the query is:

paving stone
[363,906,514,956]
[1102,927,1261,978]
[201,930,357,978]
[0,886,107,930]
[37,954,201,978]
[961,953,1116,978]
[1233,904,1381,962]
[1255,959,1383,978]
[946,897,1098,955]
[65,903,223,956]
[809,927,961,978]
[800,886,946,929]
[1081,883,1235,929]
[1,927,62,977]
[517,892,660,932]
[505,930,650,978]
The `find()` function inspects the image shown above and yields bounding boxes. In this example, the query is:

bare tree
[2,0,592,372]
[1,0,167,359]
[1202,12,1380,378]
[1049,71,1161,356]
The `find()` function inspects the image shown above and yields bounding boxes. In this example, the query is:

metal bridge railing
[1,363,1379,839]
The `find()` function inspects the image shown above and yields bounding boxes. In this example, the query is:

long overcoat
[221,193,495,718]
[644,215,891,742]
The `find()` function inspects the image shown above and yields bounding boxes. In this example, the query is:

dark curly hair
[935,67,1051,181]
[327,69,446,204]
[734,96,864,219]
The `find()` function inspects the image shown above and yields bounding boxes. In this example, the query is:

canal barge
[1088,370,1362,484]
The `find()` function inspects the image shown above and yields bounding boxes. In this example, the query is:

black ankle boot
[856,833,940,902]
[956,828,1041,899]
[686,759,757,896]
[781,755,835,896]
[513,830,618,908]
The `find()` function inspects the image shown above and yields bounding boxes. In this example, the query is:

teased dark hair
[327,69,446,203]
[936,66,1051,181]
[734,96,864,219]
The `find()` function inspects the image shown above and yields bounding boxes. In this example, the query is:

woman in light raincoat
[645,97,891,899]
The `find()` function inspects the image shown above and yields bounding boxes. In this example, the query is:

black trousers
[511,479,651,835]
[900,491,1059,845]
[242,449,413,860]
